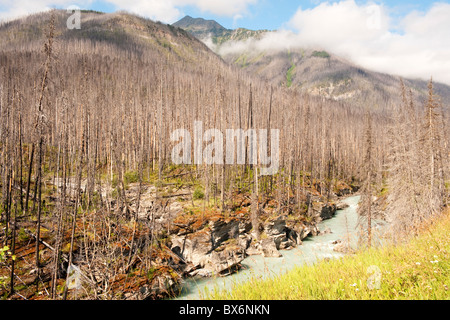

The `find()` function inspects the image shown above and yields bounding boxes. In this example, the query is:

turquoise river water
[175,195,363,300]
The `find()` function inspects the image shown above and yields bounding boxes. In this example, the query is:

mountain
[173,15,270,46]
[173,16,450,108]
[222,47,450,108]
[172,15,229,39]
[0,10,222,67]
[2,10,449,302]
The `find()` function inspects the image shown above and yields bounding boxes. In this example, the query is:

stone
[332,239,355,254]
[171,232,212,268]
[187,244,245,277]
[206,247,245,275]
[209,219,240,248]
[285,224,311,245]
[272,233,287,249]
[264,216,287,236]
[238,235,251,250]
[299,225,312,240]
[336,201,350,210]
[320,227,332,235]
[189,269,213,277]
[246,244,261,256]
[320,203,337,220]
[171,223,246,278]
[260,238,282,258]
[337,187,352,197]
[279,239,295,250]
[310,225,320,236]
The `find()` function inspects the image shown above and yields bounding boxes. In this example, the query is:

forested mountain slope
[0,10,448,301]
[173,16,450,110]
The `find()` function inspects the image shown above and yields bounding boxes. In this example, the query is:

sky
[1,1,450,85]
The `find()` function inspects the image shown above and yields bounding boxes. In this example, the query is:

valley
[0,9,448,301]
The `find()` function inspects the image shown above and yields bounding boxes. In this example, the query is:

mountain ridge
[173,15,271,46]
[172,15,450,108]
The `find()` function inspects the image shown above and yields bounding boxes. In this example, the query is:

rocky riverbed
[45,177,357,300]
[176,195,363,300]
[169,201,344,278]
[115,180,358,299]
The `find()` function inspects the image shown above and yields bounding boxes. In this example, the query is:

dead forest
[0,10,449,300]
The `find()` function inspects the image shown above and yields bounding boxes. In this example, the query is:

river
[174,195,362,300]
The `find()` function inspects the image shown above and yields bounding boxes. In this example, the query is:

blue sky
[47,0,440,31]
[0,1,442,30]
[174,0,439,31]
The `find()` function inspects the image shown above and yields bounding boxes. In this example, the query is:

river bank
[204,206,450,300]
[175,195,362,300]
[0,172,360,300]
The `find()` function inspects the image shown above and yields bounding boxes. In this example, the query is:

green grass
[235,54,248,68]
[312,50,331,59]
[205,209,450,300]
[124,170,140,185]
[286,50,296,88]
[286,63,296,88]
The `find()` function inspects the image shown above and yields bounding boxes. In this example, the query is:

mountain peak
[173,15,228,39]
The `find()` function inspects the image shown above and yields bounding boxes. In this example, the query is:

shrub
[124,170,139,184]
[312,50,330,58]
[193,187,205,200]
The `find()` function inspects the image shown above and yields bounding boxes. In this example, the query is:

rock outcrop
[319,203,338,220]
[332,239,355,254]
[260,238,282,258]
[336,201,350,210]
[169,199,342,278]
[170,218,248,277]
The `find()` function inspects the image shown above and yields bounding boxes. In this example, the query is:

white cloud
[288,1,450,84]
[0,0,259,23]
[0,0,90,21]
[217,0,450,85]
[288,0,390,47]
[175,0,258,17]
[106,0,182,22]
[214,29,299,55]
[106,0,258,23]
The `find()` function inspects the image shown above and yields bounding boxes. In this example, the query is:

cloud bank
[0,0,90,21]
[105,0,258,23]
[213,0,450,85]
[0,0,258,23]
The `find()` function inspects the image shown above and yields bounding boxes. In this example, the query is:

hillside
[172,15,229,39]
[1,10,378,300]
[173,15,270,47]
[0,10,226,69]
[222,47,450,108]
[173,16,450,109]
[1,7,448,303]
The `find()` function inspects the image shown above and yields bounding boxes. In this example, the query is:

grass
[286,50,296,88]
[286,63,296,88]
[235,54,248,68]
[312,50,331,59]
[205,208,450,300]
